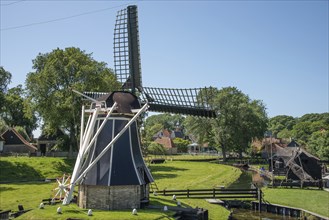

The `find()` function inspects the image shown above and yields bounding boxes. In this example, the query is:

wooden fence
[155,188,260,199]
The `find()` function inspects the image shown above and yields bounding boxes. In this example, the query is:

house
[170,129,184,139]
[153,129,171,140]
[154,136,177,155]
[37,133,58,156]
[287,139,300,147]
[1,128,37,153]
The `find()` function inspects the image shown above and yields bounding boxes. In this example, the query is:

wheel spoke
[54,189,60,198]
[63,176,70,185]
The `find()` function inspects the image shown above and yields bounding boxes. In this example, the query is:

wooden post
[258,188,262,213]
[187,189,190,198]
[213,188,215,198]
[163,189,166,196]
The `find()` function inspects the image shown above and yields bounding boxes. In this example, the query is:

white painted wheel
[52,174,70,203]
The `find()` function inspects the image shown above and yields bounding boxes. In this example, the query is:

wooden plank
[205,199,224,204]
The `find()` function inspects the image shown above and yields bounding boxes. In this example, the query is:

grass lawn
[263,188,329,217]
[2,157,328,219]
[0,157,75,182]
[150,160,241,190]
[0,157,241,220]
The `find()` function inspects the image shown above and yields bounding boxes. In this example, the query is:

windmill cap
[97,91,141,114]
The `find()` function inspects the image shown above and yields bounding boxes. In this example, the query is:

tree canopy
[268,112,329,159]
[184,86,268,160]
[0,67,12,111]
[25,47,121,155]
[2,85,37,137]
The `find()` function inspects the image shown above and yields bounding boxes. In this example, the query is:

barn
[1,128,37,153]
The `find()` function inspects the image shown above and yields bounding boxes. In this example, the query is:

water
[231,209,295,220]
[227,169,297,220]
[228,169,270,189]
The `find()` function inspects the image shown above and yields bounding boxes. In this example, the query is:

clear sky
[1,0,328,119]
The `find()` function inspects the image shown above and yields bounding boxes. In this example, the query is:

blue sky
[1,0,328,120]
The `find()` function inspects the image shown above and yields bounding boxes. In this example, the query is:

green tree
[2,85,37,137]
[184,87,268,160]
[307,130,329,160]
[14,126,31,141]
[148,142,166,155]
[291,121,313,144]
[0,118,8,134]
[144,123,163,142]
[268,115,296,137]
[143,113,185,144]
[184,116,215,145]
[298,113,329,123]
[0,66,12,111]
[25,47,121,156]
[277,128,293,139]
[212,87,268,159]
[173,137,191,153]
[145,113,185,131]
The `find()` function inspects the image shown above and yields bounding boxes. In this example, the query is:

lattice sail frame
[114,6,142,94]
[113,5,216,118]
[141,87,216,117]
[82,87,216,118]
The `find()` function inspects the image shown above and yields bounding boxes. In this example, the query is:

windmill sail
[141,87,216,118]
[113,5,216,118]
[114,5,142,94]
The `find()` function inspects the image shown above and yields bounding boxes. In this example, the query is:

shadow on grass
[149,165,188,180]
[0,186,17,192]
[149,165,188,173]
[52,158,75,174]
[0,160,44,182]
[151,173,178,179]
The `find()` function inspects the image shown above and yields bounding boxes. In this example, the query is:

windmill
[62,5,216,210]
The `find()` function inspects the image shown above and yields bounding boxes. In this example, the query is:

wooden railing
[154,188,259,199]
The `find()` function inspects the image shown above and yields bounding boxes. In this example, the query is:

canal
[227,169,299,220]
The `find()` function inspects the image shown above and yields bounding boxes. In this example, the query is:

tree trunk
[221,143,227,162]
[239,150,243,159]
[68,123,77,159]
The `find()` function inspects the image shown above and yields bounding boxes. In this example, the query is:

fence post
[187,189,190,198]
[258,188,262,213]
[163,189,166,196]
[213,188,215,198]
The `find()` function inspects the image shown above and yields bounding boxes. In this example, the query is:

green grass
[0,157,75,182]
[150,160,242,189]
[262,188,329,217]
[2,157,328,219]
[146,154,220,162]
[0,157,240,220]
